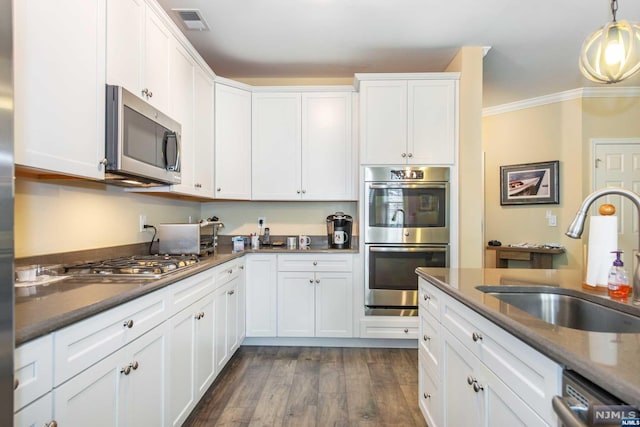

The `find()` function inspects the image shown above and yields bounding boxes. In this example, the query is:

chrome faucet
[566,187,640,304]
[391,208,405,223]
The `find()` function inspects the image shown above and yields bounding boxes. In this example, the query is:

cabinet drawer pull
[121,365,132,375]
[131,361,139,371]
[239,265,244,270]
[472,332,483,342]
[315,279,320,284]
[99,158,108,166]
[13,378,18,390]
[123,319,134,329]
[217,187,221,192]
[467,375,475,385]
[423,392,431,399]
[472,381,484,393]
[45,421,58,427]
[408,153,413,158]
[228,290,235,295]
[309,279,314,284]
[302,189,306,194]
[423,293,430,301]
[423,335,430,341]
[401,152,407,158]
[403,328,409,333]
[313,261,317,266]
[297,190,301,194]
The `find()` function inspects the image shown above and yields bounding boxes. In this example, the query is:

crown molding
[482,86,640,117]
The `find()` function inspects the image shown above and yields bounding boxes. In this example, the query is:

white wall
[15,178,201,257]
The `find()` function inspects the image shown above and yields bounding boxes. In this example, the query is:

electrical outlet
[139,214,147,232]
[258,216,266,228]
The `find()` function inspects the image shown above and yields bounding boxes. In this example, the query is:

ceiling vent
[173,9,210,31]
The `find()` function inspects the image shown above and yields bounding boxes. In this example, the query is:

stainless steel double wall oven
[364,166,450,316]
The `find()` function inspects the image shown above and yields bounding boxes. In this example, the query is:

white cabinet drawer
[441,295,559,424]
[419,310,441,380]
[169,269,215,316]
[14,335,53,412]
[278,254,352,272]
[215,259,242,285]
[418,279,442,320]
[359,316,418,339]
[54,288,168,385]
[14,392,53,427]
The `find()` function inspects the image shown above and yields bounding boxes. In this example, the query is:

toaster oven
[158,221,223,256]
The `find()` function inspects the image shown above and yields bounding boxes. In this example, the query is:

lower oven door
[365,244,449,315]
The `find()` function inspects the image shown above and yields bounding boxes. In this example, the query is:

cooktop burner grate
[65,254,200,278]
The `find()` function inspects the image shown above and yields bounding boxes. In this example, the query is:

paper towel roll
[585,215,618,288]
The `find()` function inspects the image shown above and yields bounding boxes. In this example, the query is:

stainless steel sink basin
[476,286,640,333]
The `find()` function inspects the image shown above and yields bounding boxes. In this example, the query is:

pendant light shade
[579,0,640,84]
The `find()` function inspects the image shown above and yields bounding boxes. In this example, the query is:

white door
[277,271,315,337]
[593,139,640,269]
[314,272,353,337]
[245,255,278,337]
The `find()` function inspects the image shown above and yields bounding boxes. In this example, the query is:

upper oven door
[365,182,449,243]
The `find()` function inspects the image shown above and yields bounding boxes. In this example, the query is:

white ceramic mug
[298,235,311,248]
[334,230,349,244]
[287,236,297,249]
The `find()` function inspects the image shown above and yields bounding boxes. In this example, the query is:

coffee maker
[326,212,353,249]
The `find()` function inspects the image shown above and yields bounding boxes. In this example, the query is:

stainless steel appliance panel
[364,166,449,244]
[105,85,181,187]
[0,0,13,421]
[365,244,448,314]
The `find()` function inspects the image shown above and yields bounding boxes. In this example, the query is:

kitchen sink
[476,286,640,333]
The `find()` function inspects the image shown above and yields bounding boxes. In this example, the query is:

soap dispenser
[608,251,630,299]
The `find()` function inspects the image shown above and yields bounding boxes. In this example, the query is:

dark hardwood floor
[184,346,427,427]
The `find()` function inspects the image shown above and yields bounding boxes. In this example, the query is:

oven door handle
[368,183,447,190]
[369,246,447,253]
[552,396,588,427]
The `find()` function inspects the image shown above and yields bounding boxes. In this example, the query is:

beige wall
[200,201,358,237]
[446,47,484,267]
[483,99,583,269]
[15,178,201,257]
[483,95,640,270]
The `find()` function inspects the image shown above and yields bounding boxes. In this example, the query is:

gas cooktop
[65,254,200,278]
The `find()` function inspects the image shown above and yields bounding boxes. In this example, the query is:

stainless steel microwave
[105,85,181,187]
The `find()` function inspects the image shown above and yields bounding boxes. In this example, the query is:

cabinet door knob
[313,261,318,266]
[404,231,410,236]
[408,153,413,158]
[309,279,314,284]
[302,190,306,194]
[239,266,244,270]
[297,190,301,194]
[423,335,430,341]
[423,393,431,399]
[403,328,409,333]
[401,153,407,158]
[123,319,134,329]
[467,375,475,385]
[121,365,132,375]
[423,294,430,301]
[217,187,221,192]
[473,381,484,393]
[45,422,58,427]
[315,279,320,284]
[131,361,139,370]
[472,332,483,342]
[13,378,18,390]
[228,290,235,295]
[99,158,108,166]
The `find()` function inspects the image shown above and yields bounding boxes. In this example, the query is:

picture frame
[500,160,559,205]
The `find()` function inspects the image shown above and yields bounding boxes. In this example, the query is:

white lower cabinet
[53,322,168,427]
[245,254,278,337]
[277,254,353,338]
[418,278,560,426]
[14,258,246,427]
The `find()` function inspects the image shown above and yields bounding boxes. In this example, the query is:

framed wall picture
[500,160,559,205]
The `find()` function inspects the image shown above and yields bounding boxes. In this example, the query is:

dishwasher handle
[552,395,587,427]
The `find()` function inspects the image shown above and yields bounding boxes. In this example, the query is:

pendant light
[579,0,640,83]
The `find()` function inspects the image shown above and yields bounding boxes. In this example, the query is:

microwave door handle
[163,131,180,171]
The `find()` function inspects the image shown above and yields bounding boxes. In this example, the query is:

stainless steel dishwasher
[553,370,638,427]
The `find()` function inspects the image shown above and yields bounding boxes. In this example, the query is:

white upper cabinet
[107,0,172,112]
[214,82,252,200]
[252,90,354,200]
[358,75,458,165]
[192,67,215,197]
[14,0,106,180]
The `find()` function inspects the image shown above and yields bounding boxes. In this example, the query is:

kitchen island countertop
[16,245,356,345]
[416,267,640,410]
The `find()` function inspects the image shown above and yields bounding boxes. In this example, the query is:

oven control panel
[390,169,424,180]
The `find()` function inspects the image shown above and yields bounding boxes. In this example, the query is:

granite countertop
[416,267,640,409]
[16,245,356,345]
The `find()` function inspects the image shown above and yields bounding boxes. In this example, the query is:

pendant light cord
[611,0,618,22]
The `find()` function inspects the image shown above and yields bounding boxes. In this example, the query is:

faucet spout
[566,187,640,304]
